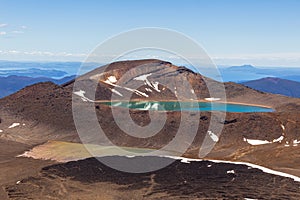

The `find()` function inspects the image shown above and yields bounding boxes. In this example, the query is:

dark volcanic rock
[6,156,300,199]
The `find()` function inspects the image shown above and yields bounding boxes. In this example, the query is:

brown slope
[0,59,300,161]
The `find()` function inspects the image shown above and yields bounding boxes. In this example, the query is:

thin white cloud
[211,53,300,67]
[0,31,7,35]
[1,49,300,66]
[0,50,88,61]
[11,30,24,34]
[212,53,300,60]
[0,23,8,28]
[21,25,27,29]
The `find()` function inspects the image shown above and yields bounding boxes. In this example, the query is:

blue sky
[0,0,300,66]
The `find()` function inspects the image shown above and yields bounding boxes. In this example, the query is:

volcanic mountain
[1,59,300,156]
[1,59,300,199]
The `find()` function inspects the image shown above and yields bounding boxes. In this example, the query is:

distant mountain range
[227,64,257,71]
[0,60,101,77]
[0,75,75,98]
[1,62,300,99]
[219,64,300,82]
[0,68,68,78]
[241,77,300,98]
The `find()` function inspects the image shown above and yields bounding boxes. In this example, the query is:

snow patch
[107,76,117,83]
[205,97,221,101]
[145,88,152,92]
[81,98,88,102]
[133,73,161,92]
[73,90,94,102]
[227,170,235,174]
[191,89,195,94]
[138,102,159,111]
[134,90,149,97]
[8,123,20,129]
[111,89,123,97]
[103,79,149,97]
[208,131,219,142]
[164,156,300,182]
[281,124,285,131]
[207,164,212,168]
[244,138,270,145]
[293,140,300,147]
[0,130,3,133]
[125,155,136,158]
[179,158,191,163]
[273,136,284,143]
[133,73,152,81]
[285,141,290,147]
[293,140,300,144]
[152,81,160,92]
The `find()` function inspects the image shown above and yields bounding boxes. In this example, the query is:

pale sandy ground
[18,140,300,179]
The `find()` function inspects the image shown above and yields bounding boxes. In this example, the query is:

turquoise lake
[103,101,274,113]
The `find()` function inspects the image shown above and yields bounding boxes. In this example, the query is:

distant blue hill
[241,77,300,98]
[0,60,101,77]
[279,75,300,83]
[0,75,76,98]
[0,68,67,78]
[227,64,257,71]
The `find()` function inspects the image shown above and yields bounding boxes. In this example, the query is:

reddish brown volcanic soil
[1,59,300,199]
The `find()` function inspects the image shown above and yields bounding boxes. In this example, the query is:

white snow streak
[244,138,270,145]
[111,89,123,97]
[8,123,20,129]
[272,135,284,143]
[73,90,94,102]
[208,131,219,142]
[164,156,300,182]
[205,97,221,101]
[133,73,161,92]
[107,76,117,83]
[104,78,149,97]
[293,140,300,144]
[152,81,160,92]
